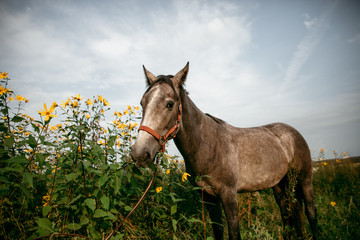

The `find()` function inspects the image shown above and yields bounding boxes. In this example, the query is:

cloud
[283,3,337,87]
[347,33,360,43]
[303,13,318,30]
[0,0,255,116]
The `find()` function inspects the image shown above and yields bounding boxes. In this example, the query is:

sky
[0,0,359,159]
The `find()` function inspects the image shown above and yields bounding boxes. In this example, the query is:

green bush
[0,73,208,239]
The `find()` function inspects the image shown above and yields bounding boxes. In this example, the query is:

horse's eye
[166,101,174,109]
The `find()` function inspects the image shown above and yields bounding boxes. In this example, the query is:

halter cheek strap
[138,97,182,153]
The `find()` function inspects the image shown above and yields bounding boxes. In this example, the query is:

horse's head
[131,62,189,168]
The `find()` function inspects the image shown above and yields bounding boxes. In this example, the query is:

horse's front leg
[220,190,241,240]
[203,192,224,240]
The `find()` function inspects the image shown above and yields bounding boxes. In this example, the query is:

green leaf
[80,215,89,225]
[88,225,101,239]
[124,205,132,212]
[107,135,116,147]
[66,223,82,231]
[101,195,110,210]
[65,173,78,182]
[6,155,28,165]
[69,194,82,205]
[105,211,116,220]
[111,234,124,240]
[171,204,177,215]
[172,219,177,232]
[4,136,14,148]
[36,218,54,232]
[35,153,46,167]
[31,123,40,133]
[28,135,37,148]
[114,175,121,195]
[11,116,24,122]
[93,209,107,218]
[98,175,109,188]
[84,198,96,212]
[42,205,52,217]
[22,172,34,188]
[188,217,202,223]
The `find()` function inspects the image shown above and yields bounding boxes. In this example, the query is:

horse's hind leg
[203,192,224,240]
[300,175,318,239]
[273,177,305,239]
[273,178,291,239]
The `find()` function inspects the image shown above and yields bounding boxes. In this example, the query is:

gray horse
[131,63,317,240]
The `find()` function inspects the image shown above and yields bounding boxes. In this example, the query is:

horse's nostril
[130,151,137,163]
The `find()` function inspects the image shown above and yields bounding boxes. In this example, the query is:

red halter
[138,97,182,153]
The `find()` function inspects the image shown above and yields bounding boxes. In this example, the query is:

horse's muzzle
[131,147,153,168]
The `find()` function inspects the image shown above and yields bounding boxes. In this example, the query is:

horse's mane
[145,75,176,94]
[145,75,189,95]
[205,113,226,125]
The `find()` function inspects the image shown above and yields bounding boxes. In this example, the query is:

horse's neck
[174,90,205,161]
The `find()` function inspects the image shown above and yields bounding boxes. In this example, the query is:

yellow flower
[42,195,51,206]
[38,103,57,121]
[124,109,129,115]
[0,72,8,79]
[330,201,336,207]
[85,114,90,119]
[322,162,328,166]
[73,94,84,101]
[182,172,191,182]
[49,125,58,131]
[8,96,14,101]
[156,186,162,193]
[166,169,171,175]
[0,85,11,95]
[16,95,27,101]
[60,98,70,108]
[135,106,140,111]
[70,100,78,108]
[129,122,138,130]
[114,111,122,118]
[86,98,93,105]
[98,95,104,102]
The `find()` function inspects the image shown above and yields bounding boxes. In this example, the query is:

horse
[131,62,317,240]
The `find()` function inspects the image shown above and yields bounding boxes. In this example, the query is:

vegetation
[1,72,359,239]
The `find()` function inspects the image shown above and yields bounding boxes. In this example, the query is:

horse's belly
[235,146,290,192]
[237,166,287,192]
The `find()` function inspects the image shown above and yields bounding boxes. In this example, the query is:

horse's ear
[143,65,157,86]
[173,62,189,86]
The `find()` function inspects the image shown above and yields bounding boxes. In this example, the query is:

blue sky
[0,0,359,158]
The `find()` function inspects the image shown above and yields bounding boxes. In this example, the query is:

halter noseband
[138,97,182,153]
